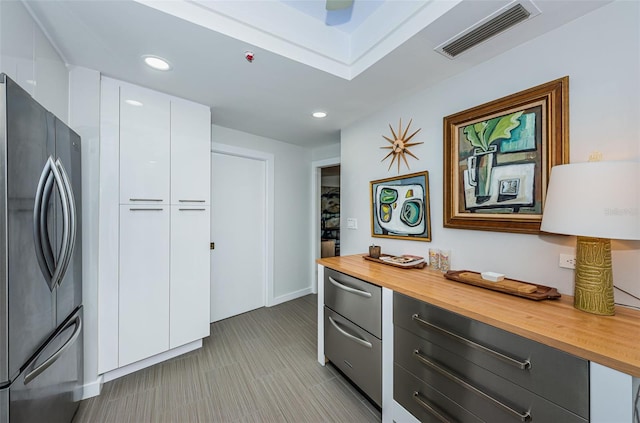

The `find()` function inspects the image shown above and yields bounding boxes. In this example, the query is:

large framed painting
[443,77,569,234]
[370,171,431,241]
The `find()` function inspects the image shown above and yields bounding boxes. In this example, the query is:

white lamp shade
[540,161,640,240]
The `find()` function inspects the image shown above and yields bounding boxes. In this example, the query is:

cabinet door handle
[411,314,531,370]
[328,277,372,298]
[413,349,532,422]
[178,208,206,211]
[178,199,205,203]
[412,391,457,423]
[327,316,372,349]
[129,208,164,211]
[129,198,163,202]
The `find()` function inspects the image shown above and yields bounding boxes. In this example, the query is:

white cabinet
[170,206,211,348]
[118,205,170,366]
[170,98,211,205]
[119,84,170,204]
[99,77,211,377]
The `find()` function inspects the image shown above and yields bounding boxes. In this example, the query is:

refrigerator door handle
[54,158,76,288]
[23,314,82,386]
[49,157,71,289]
[33,156,72,291]
[33,157,55,290]
[39,171,56,276]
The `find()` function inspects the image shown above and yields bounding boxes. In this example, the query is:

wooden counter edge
[318,255,640,378]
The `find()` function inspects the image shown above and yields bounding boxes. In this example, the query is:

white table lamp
[540,161,640,315]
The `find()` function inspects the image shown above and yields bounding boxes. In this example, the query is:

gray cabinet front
[324,268,381,338]
[393,292,589,422]
[323,268,382,407]
[324,307,382,406]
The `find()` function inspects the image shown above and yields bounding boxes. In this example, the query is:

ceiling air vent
[436,1,540,59]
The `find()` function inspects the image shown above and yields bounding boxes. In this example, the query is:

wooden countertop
[318,254,640,378]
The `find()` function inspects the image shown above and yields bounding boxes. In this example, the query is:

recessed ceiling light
[142,55,172,71]
[125,99,143,107]
[312,111,327,118]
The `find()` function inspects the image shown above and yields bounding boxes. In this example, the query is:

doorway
[320,165,340,258]
[210,145,274,322]
[311,157,340,293]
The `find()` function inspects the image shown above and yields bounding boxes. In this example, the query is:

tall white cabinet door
[170,98,211,205]
[119,205,170,366]
[170,206,211,348]
[119,84,170,204]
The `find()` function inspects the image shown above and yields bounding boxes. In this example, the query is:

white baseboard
[270,286,314,306]
[101,340,202,384]
[80,375,103,400]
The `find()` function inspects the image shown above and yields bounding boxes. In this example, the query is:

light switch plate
[346,218,358,229]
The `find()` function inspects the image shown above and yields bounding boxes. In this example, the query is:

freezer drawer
[393,293,589,418]
[324,306,382,406]
[394,363,483,423]
[324,268,381,338]
[4,307,82,423]
[395,326,587,423]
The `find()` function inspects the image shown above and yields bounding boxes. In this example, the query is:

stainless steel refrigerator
[0,74,83,423]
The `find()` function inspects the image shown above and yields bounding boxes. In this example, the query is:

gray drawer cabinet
[324,268,382,406]
[395,364,484,423]
[394,292,589,422]
[324,268,382,338]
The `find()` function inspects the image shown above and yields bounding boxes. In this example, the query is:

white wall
[0,0,68,122]
[312,142,340,161]
[68,66,101,396]
[211,124,313,299]
[340,1,640,305]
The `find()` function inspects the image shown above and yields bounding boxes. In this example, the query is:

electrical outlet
[559,254,576,269]
[346,218,358,230]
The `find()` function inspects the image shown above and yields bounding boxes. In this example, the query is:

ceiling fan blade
[326,0,354,11]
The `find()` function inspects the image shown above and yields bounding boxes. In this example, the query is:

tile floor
[73,295,381,422]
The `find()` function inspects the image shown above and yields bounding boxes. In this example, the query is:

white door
[170,205,211,348]
[210,152,266,322]
[170,98,211,205]
[119,205,170,366]
[119,83,170,204]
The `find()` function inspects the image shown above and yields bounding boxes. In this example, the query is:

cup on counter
[369,245,381,259]
[428,248,440,270]
[439,249,451,273]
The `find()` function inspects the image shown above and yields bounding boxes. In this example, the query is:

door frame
[211,143,275,307]
[311,156,340,294]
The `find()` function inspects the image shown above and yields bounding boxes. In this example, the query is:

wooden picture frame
[370,171,431,241]
[443,77,569,234]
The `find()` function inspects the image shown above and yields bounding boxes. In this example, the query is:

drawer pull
[328,316,372,349]
[328,277,372,298]
[411,314,531,371]
[412,391,456,423]
[129,198,163,202]
[413,350,532,422]
[178,208,206,211]
[129,208,164,211]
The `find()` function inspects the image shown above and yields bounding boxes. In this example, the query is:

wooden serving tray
[363,254,427,269]
[444,270,561,301]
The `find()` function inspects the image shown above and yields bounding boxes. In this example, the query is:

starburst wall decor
[380,118,423,173]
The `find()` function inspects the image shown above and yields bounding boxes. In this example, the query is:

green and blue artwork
[370,171,431,242]
[459,106,542,214]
